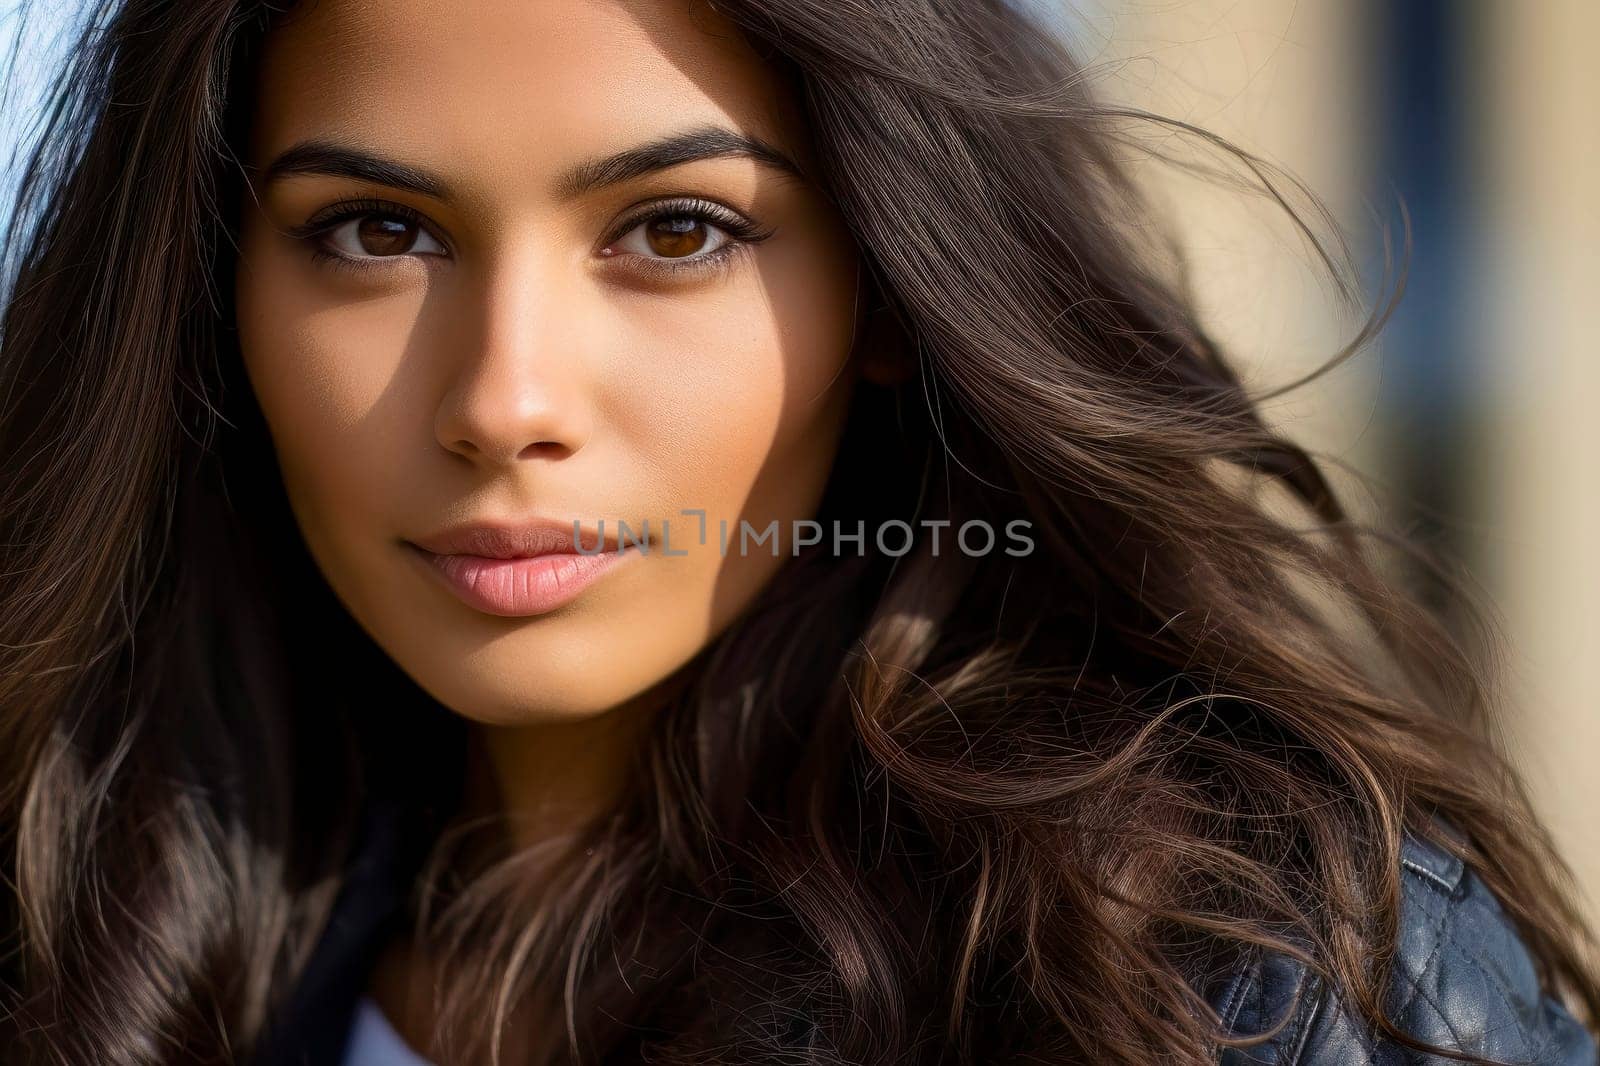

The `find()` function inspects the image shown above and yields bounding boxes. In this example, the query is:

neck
[464,667,694,855]
[366,673,691,1062]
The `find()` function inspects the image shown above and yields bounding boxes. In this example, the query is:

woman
[1,0,1595,1063]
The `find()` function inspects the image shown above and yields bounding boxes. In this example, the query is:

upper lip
[407,519,620,559]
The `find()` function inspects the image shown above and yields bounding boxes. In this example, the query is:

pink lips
[404,520,640,617]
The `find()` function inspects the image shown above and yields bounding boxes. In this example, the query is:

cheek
[610,244,861,521]
[233,234,423,547]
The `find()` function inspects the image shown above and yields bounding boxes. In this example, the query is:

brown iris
[644,216,708,258]
[355,215,419,257]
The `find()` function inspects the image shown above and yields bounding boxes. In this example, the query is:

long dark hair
[3,1,1596,1063]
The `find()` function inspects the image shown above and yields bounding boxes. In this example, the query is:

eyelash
[287,198,436,274]
[600,196,774,281]
[287,195,775,281]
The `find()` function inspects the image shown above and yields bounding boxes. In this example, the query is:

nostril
[517,440,572,460]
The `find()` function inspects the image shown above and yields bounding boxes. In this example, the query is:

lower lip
[405,542,641,617]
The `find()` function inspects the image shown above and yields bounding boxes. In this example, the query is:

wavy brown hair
[2,0,1597,1064]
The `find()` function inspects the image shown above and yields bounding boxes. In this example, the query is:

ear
[855,289,916,388]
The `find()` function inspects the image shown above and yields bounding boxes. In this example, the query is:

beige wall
[1079,0,1385,511]
[1079,0,1599,916]
[1474,0,1600,914]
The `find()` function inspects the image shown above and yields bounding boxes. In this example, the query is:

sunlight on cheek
[269,312,418,429]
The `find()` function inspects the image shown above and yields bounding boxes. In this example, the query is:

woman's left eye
[599,200,773,275]
[607,214,733,260]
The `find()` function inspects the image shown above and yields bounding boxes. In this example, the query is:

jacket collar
[252,793,417,1066]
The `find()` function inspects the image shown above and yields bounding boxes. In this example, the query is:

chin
[396,661,638,727]
[439,698,617,729]
[386,630,692,729]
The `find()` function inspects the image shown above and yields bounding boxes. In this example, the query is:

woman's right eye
[319,212,449,261]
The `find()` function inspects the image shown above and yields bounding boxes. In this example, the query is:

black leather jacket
[1215,829,1596,1064]
[254,799,1599,1065]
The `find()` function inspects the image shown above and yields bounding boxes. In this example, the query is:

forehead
[245,0,811,197]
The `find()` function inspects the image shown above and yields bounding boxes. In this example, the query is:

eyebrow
[258,124,807,202]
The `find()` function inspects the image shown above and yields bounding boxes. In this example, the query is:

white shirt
[342,996,436,1066]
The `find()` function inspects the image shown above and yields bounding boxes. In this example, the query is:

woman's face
[234,0,876,724]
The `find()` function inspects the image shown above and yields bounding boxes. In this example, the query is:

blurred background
[3,0,1595,917]
[1052,0,1599,919]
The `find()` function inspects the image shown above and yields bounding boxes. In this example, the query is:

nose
[433,250,593,467]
